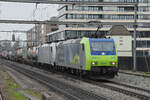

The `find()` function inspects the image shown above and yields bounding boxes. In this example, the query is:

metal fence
[118,57,150,72]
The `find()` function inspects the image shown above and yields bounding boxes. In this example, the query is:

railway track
[88,80,150,100]
[2,60,109,100]
[107,80,150,94]
[119,70,150,78]
[42,65,150,100]
[55,67,150,100]
[2,59,150,100]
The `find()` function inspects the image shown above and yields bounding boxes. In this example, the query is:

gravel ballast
[115,72,150,90]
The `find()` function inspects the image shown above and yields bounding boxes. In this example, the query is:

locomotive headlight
[111,62,116,65]
[112,62,115,65]
[92,61,97,65]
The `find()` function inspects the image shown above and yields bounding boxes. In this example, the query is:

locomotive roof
[58,38,82,45]
[38,42,57,48]
[40,38,115,47]
[58,37,114,45]
[89,38,114,42]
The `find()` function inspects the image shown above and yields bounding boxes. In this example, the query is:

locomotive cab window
[90,41,115,51]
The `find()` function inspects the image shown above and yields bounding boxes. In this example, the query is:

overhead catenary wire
[0,0,137,6]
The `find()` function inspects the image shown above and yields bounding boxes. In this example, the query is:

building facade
[48,0,150,56]
[27,25,42,47]
[27,17,58,47]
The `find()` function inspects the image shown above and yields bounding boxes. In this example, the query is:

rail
[3,60,109,100]
[3,59,150,100]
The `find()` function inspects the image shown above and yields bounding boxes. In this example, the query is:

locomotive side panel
[64,44,81,69]
[79,44,86,70]
[38,45,51,64]
[56,42,86,70]
[49,43,57,65]
[55,44,65,66]
[44,46,50,64]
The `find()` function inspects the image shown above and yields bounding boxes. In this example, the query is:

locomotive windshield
[90,42,115,51]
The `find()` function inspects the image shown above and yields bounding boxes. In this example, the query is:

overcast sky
[0,2,58,40]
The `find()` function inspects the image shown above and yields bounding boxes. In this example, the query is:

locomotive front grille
[91,66,118,74]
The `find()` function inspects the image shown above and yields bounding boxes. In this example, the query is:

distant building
[27,25,41,47]
[108,25,132,57]
[26,17,58,48]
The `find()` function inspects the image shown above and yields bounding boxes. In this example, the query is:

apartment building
[27,17,58,47]
[48,0,150,56]
[27,25,42,47]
